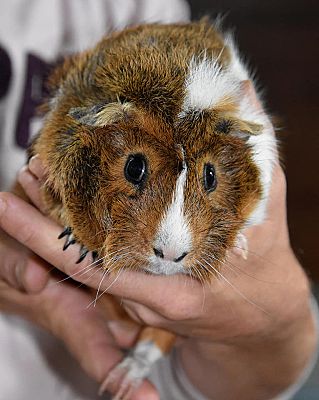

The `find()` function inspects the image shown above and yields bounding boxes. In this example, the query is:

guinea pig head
[42,101,263,281]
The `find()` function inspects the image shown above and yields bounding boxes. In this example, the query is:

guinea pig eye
[203,163,217,192]
[124,154,147,185]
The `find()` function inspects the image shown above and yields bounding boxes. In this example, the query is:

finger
[132,381,159,400]
[107,320,141,349]
[17,166,46,212]
[28,154,46,180]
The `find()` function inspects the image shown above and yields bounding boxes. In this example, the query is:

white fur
[179,54,240,116]
[99,340,162,396]
[225,33,278,226]
[118,340,163,377]
[148,166,192,275]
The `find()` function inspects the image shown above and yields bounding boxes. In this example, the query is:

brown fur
[28,21,264,389]
[138,327,176,353]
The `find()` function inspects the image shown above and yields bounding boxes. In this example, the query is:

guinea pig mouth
[143,259,187,276]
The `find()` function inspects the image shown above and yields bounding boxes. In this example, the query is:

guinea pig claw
[76,245,90,264]
[113,381,137,400]
[98,365,124,396]
[99,350,152,400]
[92,251,99,262]
[58,226,72,239]
[99,364,140,400]
[58,227,77,251]
[62,235,76,251]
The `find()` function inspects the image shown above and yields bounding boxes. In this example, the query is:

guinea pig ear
[69,102,133,127]
[218,80,264,138]
[231,118,263,136]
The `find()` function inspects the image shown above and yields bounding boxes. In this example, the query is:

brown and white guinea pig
[30,19,277,398]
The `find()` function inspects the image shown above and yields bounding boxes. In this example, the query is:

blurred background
[189,0,319,282]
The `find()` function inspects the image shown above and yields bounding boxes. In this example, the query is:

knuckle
[158,304,187,321]
[16,224,37,248]
[155,295,198,321]
[124,302,163,327]
[138,309,163,328]
[2,255,25,290]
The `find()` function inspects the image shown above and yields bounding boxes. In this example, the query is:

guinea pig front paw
[77,248,99,264]
[99,357,147,400]
[58,226,76,251]
[57,226,99,264]
[76,244,90,264]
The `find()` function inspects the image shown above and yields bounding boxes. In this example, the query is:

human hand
[0,157,316,400]
[0,160,158,400]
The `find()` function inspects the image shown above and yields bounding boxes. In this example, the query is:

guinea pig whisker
[73,263,114,291]
[55,263,102,284]
[86,251,138,297]
[55,245,134,285]
[196,260,216,278]
[206,251,260,280]
[231,244,278,268]
[90,245,134,268]
[202,252,240,278]
[199,258,270,315]
[87,265,126,309]
[73,267,104,290]
[93,268,109,307]
[190,262,207,310]
[90,260,125,308]
[206,250,278,284]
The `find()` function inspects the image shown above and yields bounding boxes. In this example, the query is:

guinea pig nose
[153,247,164,258]
[154,247,188,263]
[174,252,188,263]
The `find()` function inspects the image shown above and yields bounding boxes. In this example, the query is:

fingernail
[0,196,7,215]
[29,155,45,179]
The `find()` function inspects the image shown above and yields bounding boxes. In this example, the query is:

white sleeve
[150,296,319,400]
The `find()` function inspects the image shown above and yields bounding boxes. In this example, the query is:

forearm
[179,255,318,400]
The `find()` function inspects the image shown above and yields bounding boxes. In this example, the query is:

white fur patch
[180,54,240,116]
[149,165,192,275]
[225,33,278,226]
[99,340,162,397]
[117,340,162,383]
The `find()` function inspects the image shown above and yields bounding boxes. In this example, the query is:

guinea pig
[29,19,277,399]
